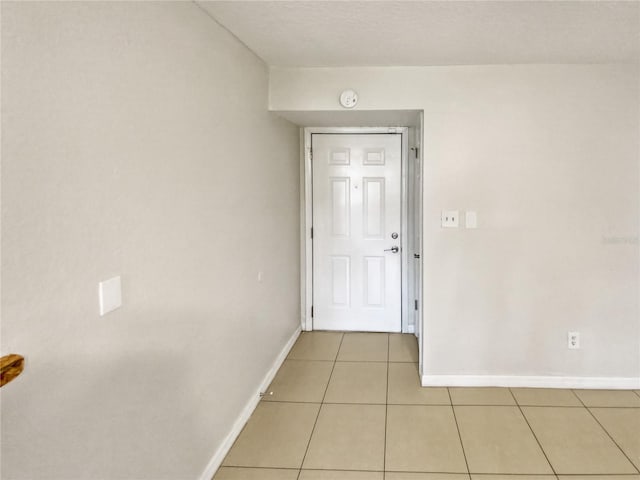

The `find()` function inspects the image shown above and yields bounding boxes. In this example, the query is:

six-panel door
[312,134,402,332]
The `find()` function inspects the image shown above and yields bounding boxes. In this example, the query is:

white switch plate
[441,210,459,228]
[99,276,122,316]
[465,211,478,229]
[568,331,580,349]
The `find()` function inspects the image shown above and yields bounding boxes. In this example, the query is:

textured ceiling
[198,1,640,67]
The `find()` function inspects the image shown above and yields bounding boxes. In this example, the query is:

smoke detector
[339,89,358,109]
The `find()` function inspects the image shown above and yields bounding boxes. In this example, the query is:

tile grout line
[548,475,639,478]
[288,359,417,364]
[264,397,640,408]
[507,387,557,476]
[571,389,640,474]
[295,332,346,480]
[384,333,390,480]
[566,388,583,405]
[447,387,471,476]
[222,465,640,475]
[219,466,299,471]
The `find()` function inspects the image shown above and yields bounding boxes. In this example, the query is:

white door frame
[300,127,413,333]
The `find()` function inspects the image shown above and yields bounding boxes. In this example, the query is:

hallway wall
[270,65,640,384]
[1,2,300,478]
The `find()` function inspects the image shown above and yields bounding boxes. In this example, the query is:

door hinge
[309,148,313,161]
[310,227,313,239]
[311,306,314,317]
[414,299,419,311]
[414,253,420,259]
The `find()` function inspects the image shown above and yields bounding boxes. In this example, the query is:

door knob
[384,246,400,253]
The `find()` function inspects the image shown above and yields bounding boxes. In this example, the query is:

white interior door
[312,133,402,332]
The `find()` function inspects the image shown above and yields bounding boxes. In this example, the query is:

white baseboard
[421,374,640,390]
[199,326,302,480]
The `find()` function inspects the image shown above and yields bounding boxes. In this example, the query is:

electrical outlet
[568,331,580,349]
[441,210,459,228]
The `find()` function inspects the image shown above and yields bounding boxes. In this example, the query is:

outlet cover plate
[441,210,459,228]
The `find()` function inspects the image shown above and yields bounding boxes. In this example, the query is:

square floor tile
[223,402,319,468]
[591,407,640,470]
[471,476,555,480]
[263,360,334,403]
[386,405,467,473]
[511,388,581,407]
[214,467,299,479]
[522,406,637,474]
[299,471,383,479]
[574,389,640,407]
[388,363,450,405]
[389,334,419,362]
[449,388,515,405]
[455,406,553,474]
[558,477,640,480]
[303,404,386,471]
[337,333,388,362]
[324,361,387,404]
[288,332,343,361]
[387,475,469,480]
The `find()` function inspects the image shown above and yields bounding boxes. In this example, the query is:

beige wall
[271,65,640,382]
[1,2,300,479]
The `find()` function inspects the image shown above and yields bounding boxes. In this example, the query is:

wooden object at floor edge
[1,354,25,387]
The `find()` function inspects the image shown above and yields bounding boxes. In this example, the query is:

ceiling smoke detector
[339,89,358,109]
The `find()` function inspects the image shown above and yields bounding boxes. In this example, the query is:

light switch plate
[465,211,478,229]
[441,210,459,228]
[99,276,122,316]
[568,331,580,349]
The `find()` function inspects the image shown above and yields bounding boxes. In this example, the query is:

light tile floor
[214,332,640,480]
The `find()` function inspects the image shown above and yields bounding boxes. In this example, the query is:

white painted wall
[270,65,640,383]
[1,2,299,479]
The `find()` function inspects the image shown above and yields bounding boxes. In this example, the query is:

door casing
[301,127,417,333]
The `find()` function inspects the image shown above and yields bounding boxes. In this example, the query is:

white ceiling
[198,1,640,67]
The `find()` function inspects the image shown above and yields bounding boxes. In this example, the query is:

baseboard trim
[198,326,302,480]
[421,374,640,390]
